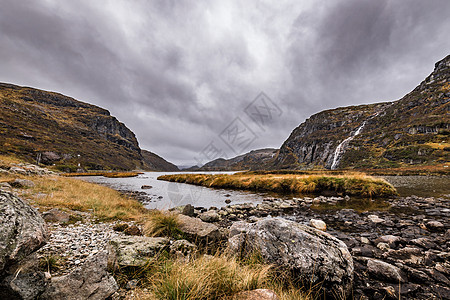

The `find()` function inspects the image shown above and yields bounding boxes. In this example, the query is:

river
[77,172,449,209]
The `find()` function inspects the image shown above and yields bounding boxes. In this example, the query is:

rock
[9,179,35,188]
[42,208,70,223]
[41,251,118,300]
[0,191,48,275]
[0,182,11,189]
[232,289,279,300]
[376,242,390,251]
[182,204,195,217]
[170,240,197,260]
[9,167,27,175]
[112,223,129,232]
[125,279,139,290]
[177,215,222,242]
[107,236,169,268]
[225,199,231,204]
[426,220,445,232]
[199,210,220,223]
[309,219,326,231]
[228,218,353,297]
[374,235,401,248]
[123,225,141,236]
[141,185,152,189]
[0,270,49,300]
[368,215,384,223]
[366,258,406,283]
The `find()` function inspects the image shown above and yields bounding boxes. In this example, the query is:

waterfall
[330,109,385,170]
[330,121,367,169]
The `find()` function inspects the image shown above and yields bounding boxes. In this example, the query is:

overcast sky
[1,0,449,166]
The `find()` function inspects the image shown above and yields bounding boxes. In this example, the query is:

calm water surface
[78,173,450,210]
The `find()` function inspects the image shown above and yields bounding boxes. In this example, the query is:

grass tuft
[144,210,183,239]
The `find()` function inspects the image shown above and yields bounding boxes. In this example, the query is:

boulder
[228,218,353,297]
[41,251,118,300]
[107,236,169,268]
[426,220,445,232]
[374,235,401,248]
[0,269,49,300]
[177,215,222,242]
[366,258,406,283]
[0,191,48,275]
[181,204,195,217]
[170,240,197,260]
[199,210,220,223]
[141,185,152,189]
[232,289,279,300]
[42,208,70,223]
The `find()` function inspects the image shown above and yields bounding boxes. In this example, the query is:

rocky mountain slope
[196,148,278,171]
[141,150,179,171]
[275,55,450,169]
[0,83,176,171]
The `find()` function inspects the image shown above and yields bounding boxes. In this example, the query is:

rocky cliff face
[198,148,278,171]
[276,55,450,169]
[0,83,174,171]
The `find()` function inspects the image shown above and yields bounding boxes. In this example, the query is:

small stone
[377,242,390,251]
[368,215,384,223]
[126,279,139,290]
[361,237,370,244]
[141,185,152,189]
[124,225,141,236]
[10,179,35,188]
[182,204,195,217]
[425,220,444,232]
[232,289,279,300]
[42,208,70,223]
[309,219,327,231]
[225,199,232,204]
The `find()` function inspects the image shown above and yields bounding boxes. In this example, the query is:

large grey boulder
[0,191,48,275]
[177,214,222,242]
[41,251,118,300]
[107,236,169,268]
[228,218,353,297]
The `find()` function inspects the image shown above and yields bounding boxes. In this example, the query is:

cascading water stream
[330,110,384,170]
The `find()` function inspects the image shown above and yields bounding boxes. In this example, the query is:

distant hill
[275,55,450,169]
[0,83,177,171]
[141,150,179,171]
[196,148,278,171]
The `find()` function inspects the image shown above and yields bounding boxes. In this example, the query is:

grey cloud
[0,0,449,165]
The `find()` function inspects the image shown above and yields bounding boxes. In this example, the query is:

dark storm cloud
[0,0,449,165]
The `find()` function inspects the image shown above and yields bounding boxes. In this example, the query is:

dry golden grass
[116,253,310,300]
[0,154,24,165]
[62,171,140,178]
[144,210,183,239]
[28,176,148,221]
[158,173,398,197]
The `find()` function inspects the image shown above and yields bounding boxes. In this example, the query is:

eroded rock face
[0,191,48,276]
[41,251,118,300]
[228,218,353,297]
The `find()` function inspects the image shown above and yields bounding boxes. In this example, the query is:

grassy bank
[158,173,398,197]
[62,171,141,178]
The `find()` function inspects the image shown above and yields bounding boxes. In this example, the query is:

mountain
[198,148,278,171]
[141,150,179,171]
[0,83,176,171]
[275,55,450,169]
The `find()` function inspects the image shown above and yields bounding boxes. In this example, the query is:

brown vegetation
[158,173,398,197]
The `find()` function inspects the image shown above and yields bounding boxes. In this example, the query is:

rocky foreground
[0,165,449,299]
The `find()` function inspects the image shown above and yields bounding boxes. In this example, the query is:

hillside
[142,150,179,171]
[197,148,278,171]
[0,83,176,171]
[275,55,450,169]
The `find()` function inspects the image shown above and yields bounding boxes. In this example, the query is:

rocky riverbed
[168,194,449,299]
